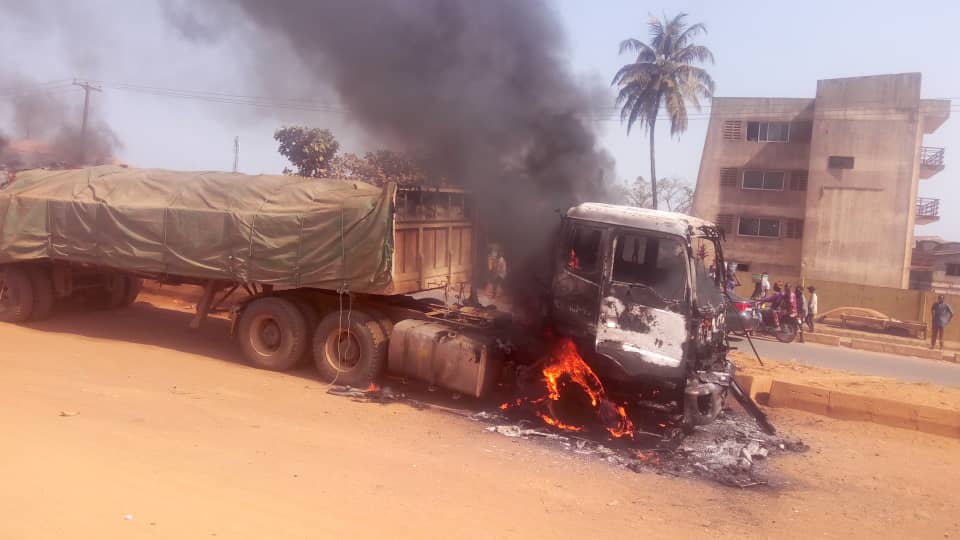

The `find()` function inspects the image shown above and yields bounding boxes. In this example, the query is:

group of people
[749,273,819,334]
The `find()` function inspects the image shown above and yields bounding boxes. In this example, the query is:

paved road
[733,336,960,387]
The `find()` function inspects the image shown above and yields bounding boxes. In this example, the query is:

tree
[274,126,340,177]
[328,149,430,186]
[612,13,715,209]
[622,175,693,214]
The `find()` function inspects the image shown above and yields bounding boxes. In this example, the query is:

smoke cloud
[167,0,614,295]
[0,76,121,169]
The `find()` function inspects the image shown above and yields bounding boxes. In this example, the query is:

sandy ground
[733,351,960,410]
[1,296,959,539]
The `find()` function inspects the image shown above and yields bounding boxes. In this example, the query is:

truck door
[550,219,605,337]
[594,230,690,379]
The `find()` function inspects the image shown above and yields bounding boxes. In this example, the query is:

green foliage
[273,126,341,177]
[622,175,693,214]
[329,149,429,186]
[273,126,430,185]
[613,13,714,208]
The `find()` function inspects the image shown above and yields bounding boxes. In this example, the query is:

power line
[12,78,960,124]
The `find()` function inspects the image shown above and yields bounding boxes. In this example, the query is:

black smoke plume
[0,76,121,170]
[168,0,614,299]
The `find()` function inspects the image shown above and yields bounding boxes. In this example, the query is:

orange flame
[365,383,381,393]
[542,338,604,407]
[536,411,584,432]
[508,336,635,439]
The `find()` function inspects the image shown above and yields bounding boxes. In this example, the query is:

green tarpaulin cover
[0,166,396,292]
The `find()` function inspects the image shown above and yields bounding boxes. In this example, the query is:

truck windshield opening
[612,233,687,301]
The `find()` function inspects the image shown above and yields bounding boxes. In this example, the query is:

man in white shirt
[806,286,818,332]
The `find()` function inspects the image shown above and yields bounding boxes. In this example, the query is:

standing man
[806,286,818,333]
[491,251,507,299]
[931,295,954,350]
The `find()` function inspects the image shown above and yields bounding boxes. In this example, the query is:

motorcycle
[728,298,800,343]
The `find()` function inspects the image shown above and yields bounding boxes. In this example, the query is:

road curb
[735,375,960,439]
[848,338,944,360]
[803,333,841,346]
[793,331,959,364]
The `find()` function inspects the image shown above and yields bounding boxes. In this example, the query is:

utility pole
[72,79,102,164]
[233,136,239,173]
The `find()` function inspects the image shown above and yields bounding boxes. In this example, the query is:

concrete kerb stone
[767,381,830,416]
[746,378,960,439]
[848,338,944,360]
[803,333,841,347]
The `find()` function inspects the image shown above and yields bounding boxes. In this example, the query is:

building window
[719,167,739,187]
[715,214,735,234]
[789,171,808,191]
[828,156,855,169]
[742,170,785,191]
[785,219,804,239]
[947,264,960,277]
[735,263,751,272]
[722,121,743,140]
[738,216,780,238]
[746,121,790,142]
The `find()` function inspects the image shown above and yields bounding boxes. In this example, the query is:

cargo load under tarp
[0,166,397,293]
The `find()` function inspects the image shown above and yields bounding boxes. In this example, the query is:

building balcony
[916,197,940,225]
[920,146,945,178]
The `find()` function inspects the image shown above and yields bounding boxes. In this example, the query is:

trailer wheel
[289,297,320,366]
[237,297,309,371]
[0,265,35,323]
[27,265,55,321]
[121,276,143,307]
[313,310,387,387]
[105,273,130,309]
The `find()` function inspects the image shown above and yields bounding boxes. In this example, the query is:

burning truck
[0,166,768,435]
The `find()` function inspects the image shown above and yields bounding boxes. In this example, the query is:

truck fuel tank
[387,319,501,398]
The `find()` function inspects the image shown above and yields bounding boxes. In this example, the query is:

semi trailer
[0,166,767,431]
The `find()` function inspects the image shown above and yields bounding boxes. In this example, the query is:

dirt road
[2,299,959,539]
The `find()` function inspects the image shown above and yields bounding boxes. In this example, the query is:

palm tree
[612,13,715,209]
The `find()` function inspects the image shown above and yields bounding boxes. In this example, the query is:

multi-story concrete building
[910,236,960,294]
[691,73,950,289]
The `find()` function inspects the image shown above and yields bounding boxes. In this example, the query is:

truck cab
[550,203,732,427]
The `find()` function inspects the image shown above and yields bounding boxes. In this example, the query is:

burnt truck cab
[550,203,732,427]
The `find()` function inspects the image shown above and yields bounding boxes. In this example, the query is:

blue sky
[2,0,958,237]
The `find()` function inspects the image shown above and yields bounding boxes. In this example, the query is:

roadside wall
[733,271,960,341]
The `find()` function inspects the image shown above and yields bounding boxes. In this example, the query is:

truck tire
[105,273,129,309]
[27,265,55,321]
[121,276,143,307]
[237,296,308,371]
[289,297,320,366]
[0,265,35,323]
[363,307,394,337]
[313,310,387,387]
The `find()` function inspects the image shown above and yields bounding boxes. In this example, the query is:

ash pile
[478,408,807,488]
[329,382,806,488]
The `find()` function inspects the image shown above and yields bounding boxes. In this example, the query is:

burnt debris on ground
[326,383,807,488]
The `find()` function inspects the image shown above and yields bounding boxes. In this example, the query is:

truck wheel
[363,307,394,337]
[105,273,129,309]
[27,265,55,321]
[237,297,309,371]
[289,297,320,366]
[313,310,387,387]
[0,265,35,323]
[121,276,143,307]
